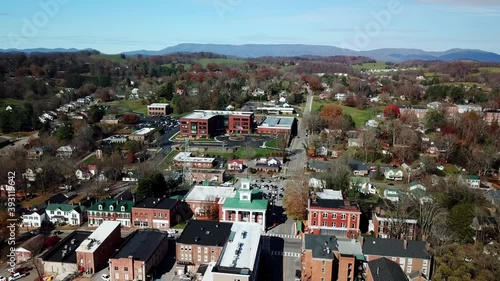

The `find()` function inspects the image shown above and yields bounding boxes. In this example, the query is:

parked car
[101,274,110,281]
[1,276,7,281]
[8,272,26,281]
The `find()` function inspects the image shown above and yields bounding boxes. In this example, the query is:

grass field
[352,62,388,70]
[265,139,279,148]
[90,54,128,64]
[82,154,98,165]
[441,82,479,87]
[479,67,500,73]
[0,98,26,108]
[198,58,247,67]
[235,147,277,159]
[312,99,382,128]
[100,99,147,115]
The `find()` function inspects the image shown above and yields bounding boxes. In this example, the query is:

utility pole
[182,138,191,186]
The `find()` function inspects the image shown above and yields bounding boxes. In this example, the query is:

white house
[384,168,403,181]
[408,181,427,192]
[316,145,328,157]
[227,160,244,171]
[460,175,481,189]
[348,138,363,148]
[365,120,379,128]
[335,93,347,101]
[383,189,400,202]
[309,177,326,189]
[56,146,73,158]
[22,168,43,182]
[46,204,86,226]
[21,208,47,228]
[75,167,93,181]
[122,171,139,182]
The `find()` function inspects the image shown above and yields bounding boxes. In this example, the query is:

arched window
[109,205,114,211]
[98,205,103,211]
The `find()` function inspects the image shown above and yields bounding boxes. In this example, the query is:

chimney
[403,239,408,250]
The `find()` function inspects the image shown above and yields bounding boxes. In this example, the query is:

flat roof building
[256,116,297,136]
[147,103,170,116]
[180,110,255,138]
[109,230,168,281]
[76,221,122,275]
[173,152,216,169]
[42,231,92,275]
[132,197,182,229]
[129,128,156,142]
[185,185,236,219]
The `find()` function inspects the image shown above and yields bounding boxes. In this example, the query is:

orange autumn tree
[320,104,343,127]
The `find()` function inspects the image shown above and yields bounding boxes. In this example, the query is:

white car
[1,276,7,281]
[8,273,26,281]
[101,274,110,281]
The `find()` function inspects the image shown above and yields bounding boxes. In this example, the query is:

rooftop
[112,230,167,261]
[87,200,134,213]
[304,235,364,260]
[310,198,360,212]
[362,237,430,260]
[182,110,252,120]
[147,103,170,107]
[258,116,295,129]
[315,190,343,200]
[131,127,156,136]
[42,231,92,263]
[46,204,84,213]
[134,197,178,210]
[177,220,232,247]
[76,221,121,253]
[368,258,409,281]
[173,152,215,164]
[217,222,261,272]
[185,185,236,202]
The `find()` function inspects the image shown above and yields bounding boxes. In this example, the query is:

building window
[109,206,114,211]
[124,267,128,271]
[322,222,327,226]
[407,258,412,265]
[351,223,355,228]
[332,222,336,227]
[114,266,118,270]
[352,215,356,220]
[321,278,324,281]
[313,221,316,226]
[332,213,337,219]
[124,274,129,280]
[115,273,119,280]
[422,267,427,275]
[98,205,102,211]
[121,206,125,212]
[341,214,346,220]
[198,247,201,253]
[204,248,208,254]
[392,257,397,261]
[313,212,317,218]
[322,213,328,218]
[321,268,325,273]
[322,261,326,266]
[198,255,201,261]
[341,223,346,228]
[406,266,412,273]
[423,260,428,266]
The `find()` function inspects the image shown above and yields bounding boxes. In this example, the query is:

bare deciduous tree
[200,195,219,220]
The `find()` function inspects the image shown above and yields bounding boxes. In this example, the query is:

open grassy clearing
[198,58,247,67]
[312,99,382,128]
[352,62,388,70]
[0,98,26,108]
[479,67,500,73]
[90,54,128,64]
[100,99,148,115]
[265,139,279,148]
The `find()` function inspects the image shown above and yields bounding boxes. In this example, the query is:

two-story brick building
[307,196,362,238]
[147,103,170,116]
[87,200,135,227]
[363,237,432,280]
[371,210,419,241]
[131,197,181,229]
[109,230,168,281]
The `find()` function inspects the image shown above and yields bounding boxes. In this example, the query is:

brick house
[176,220,232,267]
[307,196,361,238]
[180,110,254,138]
[147,103,170,116]
[371,210,419,240]
[131,197,181,229]
[184,185,236,220]
[302,234,365,281]
[109,230,168,281]
[87,200,135,227]
[75,221,122,275]
[227,159,244,171]
[363,237,432,280]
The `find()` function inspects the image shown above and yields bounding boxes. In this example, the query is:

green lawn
[265,139,279,148]
[82,154,98,165]
[442,82,479,87]
[0,98,26,108]
[235,147,277,159]
[163,150,181,167]
[443,164,460,175]
[479,67,500,73]
[90,54,128,64]
[172,222,187,229]
[312,99,382,128]
[100,99,147,115]
[352,62,388,71]
[198,58,247,67]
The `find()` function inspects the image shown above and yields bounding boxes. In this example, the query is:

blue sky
[0,0,499,53]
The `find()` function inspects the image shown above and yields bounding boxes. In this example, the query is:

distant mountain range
[2,44,500,63]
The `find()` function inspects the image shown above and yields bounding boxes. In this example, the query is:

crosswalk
[270,251,301,257]
[263,233,301,239]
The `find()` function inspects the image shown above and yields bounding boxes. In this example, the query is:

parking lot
[251,179,285,207]
[132,116,179,132]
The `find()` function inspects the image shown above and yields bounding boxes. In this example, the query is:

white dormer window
[121,206,125,212]
[109,205,114,211]
[98,205,103,211]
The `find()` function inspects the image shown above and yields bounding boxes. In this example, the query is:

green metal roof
[462,175,480,180]
[46,204,84,213]
[223,197,268,210]
[87,200,135,213]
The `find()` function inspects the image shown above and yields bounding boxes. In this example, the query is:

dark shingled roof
[304,234,338,260]
[112,230,167,261]
[46,193,69,205]
[368,258,409,281]
[134,197,178,210]
[363,237,430,260]
[177,220,232,247]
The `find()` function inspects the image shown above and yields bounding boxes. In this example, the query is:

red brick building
[307,197,361,238]
[147,103,170,116]
[484,110,500,125]
[372,210,419,240]
[76,221,122,275]
[109,230,168,281]
[256,116,297,136]
[180,110,254,138]
[131,197,181,229]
